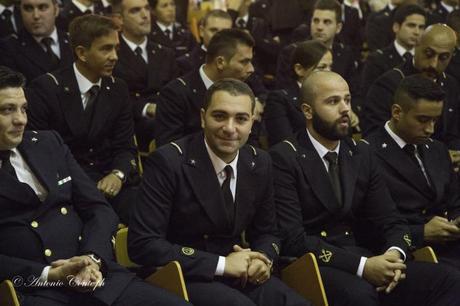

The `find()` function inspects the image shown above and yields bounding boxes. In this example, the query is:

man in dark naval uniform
[269,70,460,306]
[0,0,73,83]
[111,0,177,151]
[362,24,460,151]
[0,66,191,306]
[27,15,138,224]
[366,74,460,270]
[129,78,312,306]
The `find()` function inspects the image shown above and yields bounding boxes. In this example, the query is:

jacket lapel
[297,131,342,214]
[182,135,231,229]
[338,140,359,214]
[234,150,256,233]
[18,30,53,72]
[88,77,112,136]
[57,30,73,67]
[146,40,161,90]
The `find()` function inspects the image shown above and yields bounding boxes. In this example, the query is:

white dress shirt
[394,40,415,58]
[72,0,94,13]
[73,63,102,109]
[204,138,240,276]
[156,21,174,39]
[34,27,61,59]
[0,4,17,31]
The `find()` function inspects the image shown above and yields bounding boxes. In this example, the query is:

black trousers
[20,277,191,306]
[186,276,311,306]
[320,261,460,306]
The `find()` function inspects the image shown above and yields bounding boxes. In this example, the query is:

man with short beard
[362,24,460,151]
[269,70,460,306]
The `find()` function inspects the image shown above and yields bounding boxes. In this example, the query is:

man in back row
[269,71,460,306]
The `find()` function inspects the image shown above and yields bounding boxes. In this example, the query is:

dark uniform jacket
[366,127,460,248]
[150,21,197,58]
[446,48,460,86]
[0,29,73,83]
[427,2,449,25]
[269,130,413,274]
[26,66,137,181]
[128,132,280,281]
[365,6,395,52]
[0,130,134,304]
[113,36,178,120]
[56,0,106,32]
[176,44,206,75]
[360,43,404,98]
[362,60,460,149]
[264,83,304,147]
[0,5,21,39]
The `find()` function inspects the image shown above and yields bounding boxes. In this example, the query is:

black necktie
[403,52,413,63]
[222,165,235,223]
[164,28,172,40]
[84,85,99,126]
[134,46,146,63]
[0,150,18,180]
[2,9,15,34]
[324,152,342,206]
[236,18,246,29]
[403,144,431,186]
[41,37,60,69]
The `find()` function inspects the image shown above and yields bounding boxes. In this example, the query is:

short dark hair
[206,28,255,63]
[393,4,426,25]
[69,14,119,51]
[203,78,255,113]
[0,66,25,91]
[313,0,342,24]
[149,0,174,9]
[201,9,232,27]
[394,74,445,111]
[291,40,329,70]
[447,10,460,33]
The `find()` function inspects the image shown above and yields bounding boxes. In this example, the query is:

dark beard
[312,113,349,141]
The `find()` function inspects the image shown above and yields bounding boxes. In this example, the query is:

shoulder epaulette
[428,138,434,143]
[376,49,383,55]
[46,73,59,86]
[169,142,183,155]
[393,68,405,79]
[359,139,370,145]
[109,76,115,83]
[281,89,288,95]
[177,78,186,86]
[282,140,297,152]
[248,145,257,156]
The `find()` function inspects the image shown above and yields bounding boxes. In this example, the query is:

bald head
[414,23,456,79]
[301,71,348,106]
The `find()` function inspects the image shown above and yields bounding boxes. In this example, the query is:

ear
[392,22,400,34]
[391,104,403,121]
[200,108,206,129]
[301,103,313,120]
[75,45,87,63]
[199,24,205,39]
[54,3,60,17]
[294,63,314,79]
[335,22,342,35]
[215,55,226,71]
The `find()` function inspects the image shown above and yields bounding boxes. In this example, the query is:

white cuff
[142,103,151,118]
[387,246,406,261]
[215,256,226,276]
[356,256,367,277]
[40,266,51,282]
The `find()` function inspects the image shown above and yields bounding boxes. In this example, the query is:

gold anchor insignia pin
[403,234,412,246]
[319,249,332,263]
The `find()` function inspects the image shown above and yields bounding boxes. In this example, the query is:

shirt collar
[306,127,340,158]
[156,21,173,33]
[236,14,249,24]
[201,44,207,52]
[0,3,14,15]
[73,63,102,95]
[121,34,147,52]
[388,3,396,10]
[204,138,239,178]
[384,121,407,149]
[199,64,214,89]
[34,27,58,44]
[441,1,456,12]
[394,39,414,57]
[72,0,94,13]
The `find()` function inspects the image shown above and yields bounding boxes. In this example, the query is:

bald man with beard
[362,24,460,152]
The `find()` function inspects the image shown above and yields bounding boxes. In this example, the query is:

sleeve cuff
[387,246,406,262]
[40,266,51,282]
[215,256,226,276]
[356,256,367,277]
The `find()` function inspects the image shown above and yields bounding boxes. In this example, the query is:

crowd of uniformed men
[3,0,460,305]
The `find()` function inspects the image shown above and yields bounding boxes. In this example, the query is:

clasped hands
[223,245,272,287]
[363,250,406,294]
[48,255,104,292]
[424,216,460,243]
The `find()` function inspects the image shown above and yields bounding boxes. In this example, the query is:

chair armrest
[0,280,20,306]
[145,261,189,302]
[413,246,438,263]
[281,253,328,306]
